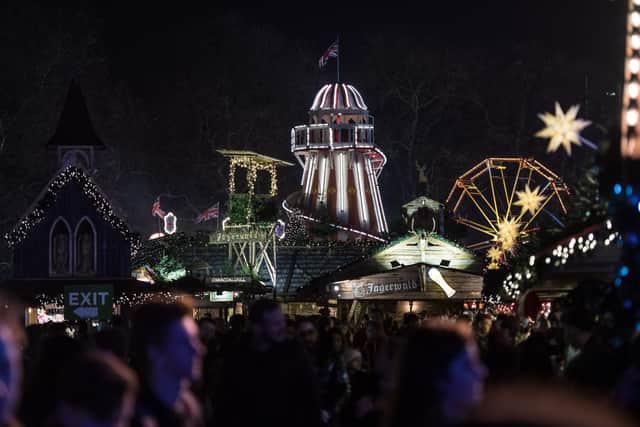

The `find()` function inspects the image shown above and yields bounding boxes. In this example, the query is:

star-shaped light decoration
[487,246,502,263]
[514,184,546,216]
[496,216,521,250]
[485,246,504,270]
[535,102,591,155]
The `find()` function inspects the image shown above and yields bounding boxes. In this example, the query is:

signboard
[209,225,272,244]
[64,284,113,321]
[352,279,421,298]
[207,276,253,284]
[209,291,235,302]
[163,212,177,235]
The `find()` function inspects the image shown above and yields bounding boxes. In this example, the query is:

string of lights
[4,167,141,256]
[227,157,279,197]
[501,221,619,299]
[622,0,640,159]
[35,291,211,309]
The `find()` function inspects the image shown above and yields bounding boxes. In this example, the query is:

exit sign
[64,284,113,321]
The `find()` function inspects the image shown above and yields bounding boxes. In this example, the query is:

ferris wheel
[446,157,569,266]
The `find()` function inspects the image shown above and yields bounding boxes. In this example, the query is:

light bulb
[629,82,640,99]
[630,58,640,74]
[628,109,639,126]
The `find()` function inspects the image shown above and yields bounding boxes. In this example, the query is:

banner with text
[352,279,421,298]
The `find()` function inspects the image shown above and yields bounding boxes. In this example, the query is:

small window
[50,218,71,276]
[74,218,96,275]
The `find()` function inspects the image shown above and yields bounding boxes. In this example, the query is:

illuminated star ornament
[496,216,521,250]
[487,246,503,263]
[535,102,591,155]
[514,184,545,216]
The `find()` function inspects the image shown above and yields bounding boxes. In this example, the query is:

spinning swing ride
[446,157,569,268]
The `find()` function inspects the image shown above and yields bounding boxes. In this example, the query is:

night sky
[0,1,629,260]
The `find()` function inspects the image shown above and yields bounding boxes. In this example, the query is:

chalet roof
[47,81,105,149]
[5,167,139,253]
[216,149,293,167]
[310,231,483,287]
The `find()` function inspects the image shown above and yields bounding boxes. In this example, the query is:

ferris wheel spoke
[463,188,498,232]
[499,168,511,208]
[505,161,523,218]
[521,193,555,232]
[487,162,501,222]
[456,217,497,236]
[551,183,569,214]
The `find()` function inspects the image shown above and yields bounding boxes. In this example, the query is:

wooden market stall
[304,231,484,322]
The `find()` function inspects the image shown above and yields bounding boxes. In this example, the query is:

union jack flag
[318,41,339,69]
[151,197,165,218]
[196,202,219,223]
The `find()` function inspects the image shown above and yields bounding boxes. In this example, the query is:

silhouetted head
[474,312,493,337]
[229,314,246,333]
[492,314,518,347]
[131,300,205,383]
[56,351,138,427]
[0,326,21,425]
[386,320,486,427]
[249,300,286,346]
[403,312,420,330]
[0,295,23,426]
[296,318,318,348]
[328,327,346,354]
[344,348,363,372]
[198,317,216,343]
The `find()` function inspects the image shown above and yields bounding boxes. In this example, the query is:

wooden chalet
[305,231,484,321]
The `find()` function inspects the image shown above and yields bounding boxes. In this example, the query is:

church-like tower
[286,83,388,240]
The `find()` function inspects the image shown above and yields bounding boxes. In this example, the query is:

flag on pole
[151,197,166,218]
[319,41,339,69]
[196,202,220,223]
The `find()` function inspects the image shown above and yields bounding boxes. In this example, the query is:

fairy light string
[4,166,141,256]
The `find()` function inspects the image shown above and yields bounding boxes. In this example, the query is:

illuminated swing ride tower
[285,83,388,241]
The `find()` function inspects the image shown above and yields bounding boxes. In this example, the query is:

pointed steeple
[48,81,105,170]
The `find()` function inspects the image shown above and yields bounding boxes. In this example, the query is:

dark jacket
[132,382,203,427]
[213,337,323,427]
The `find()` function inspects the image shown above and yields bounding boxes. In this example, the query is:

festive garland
[4,167,141,256]
[36,291,211,309]
[500,221,619,300]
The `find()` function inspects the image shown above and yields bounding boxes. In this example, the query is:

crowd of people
[0,289,639,427]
